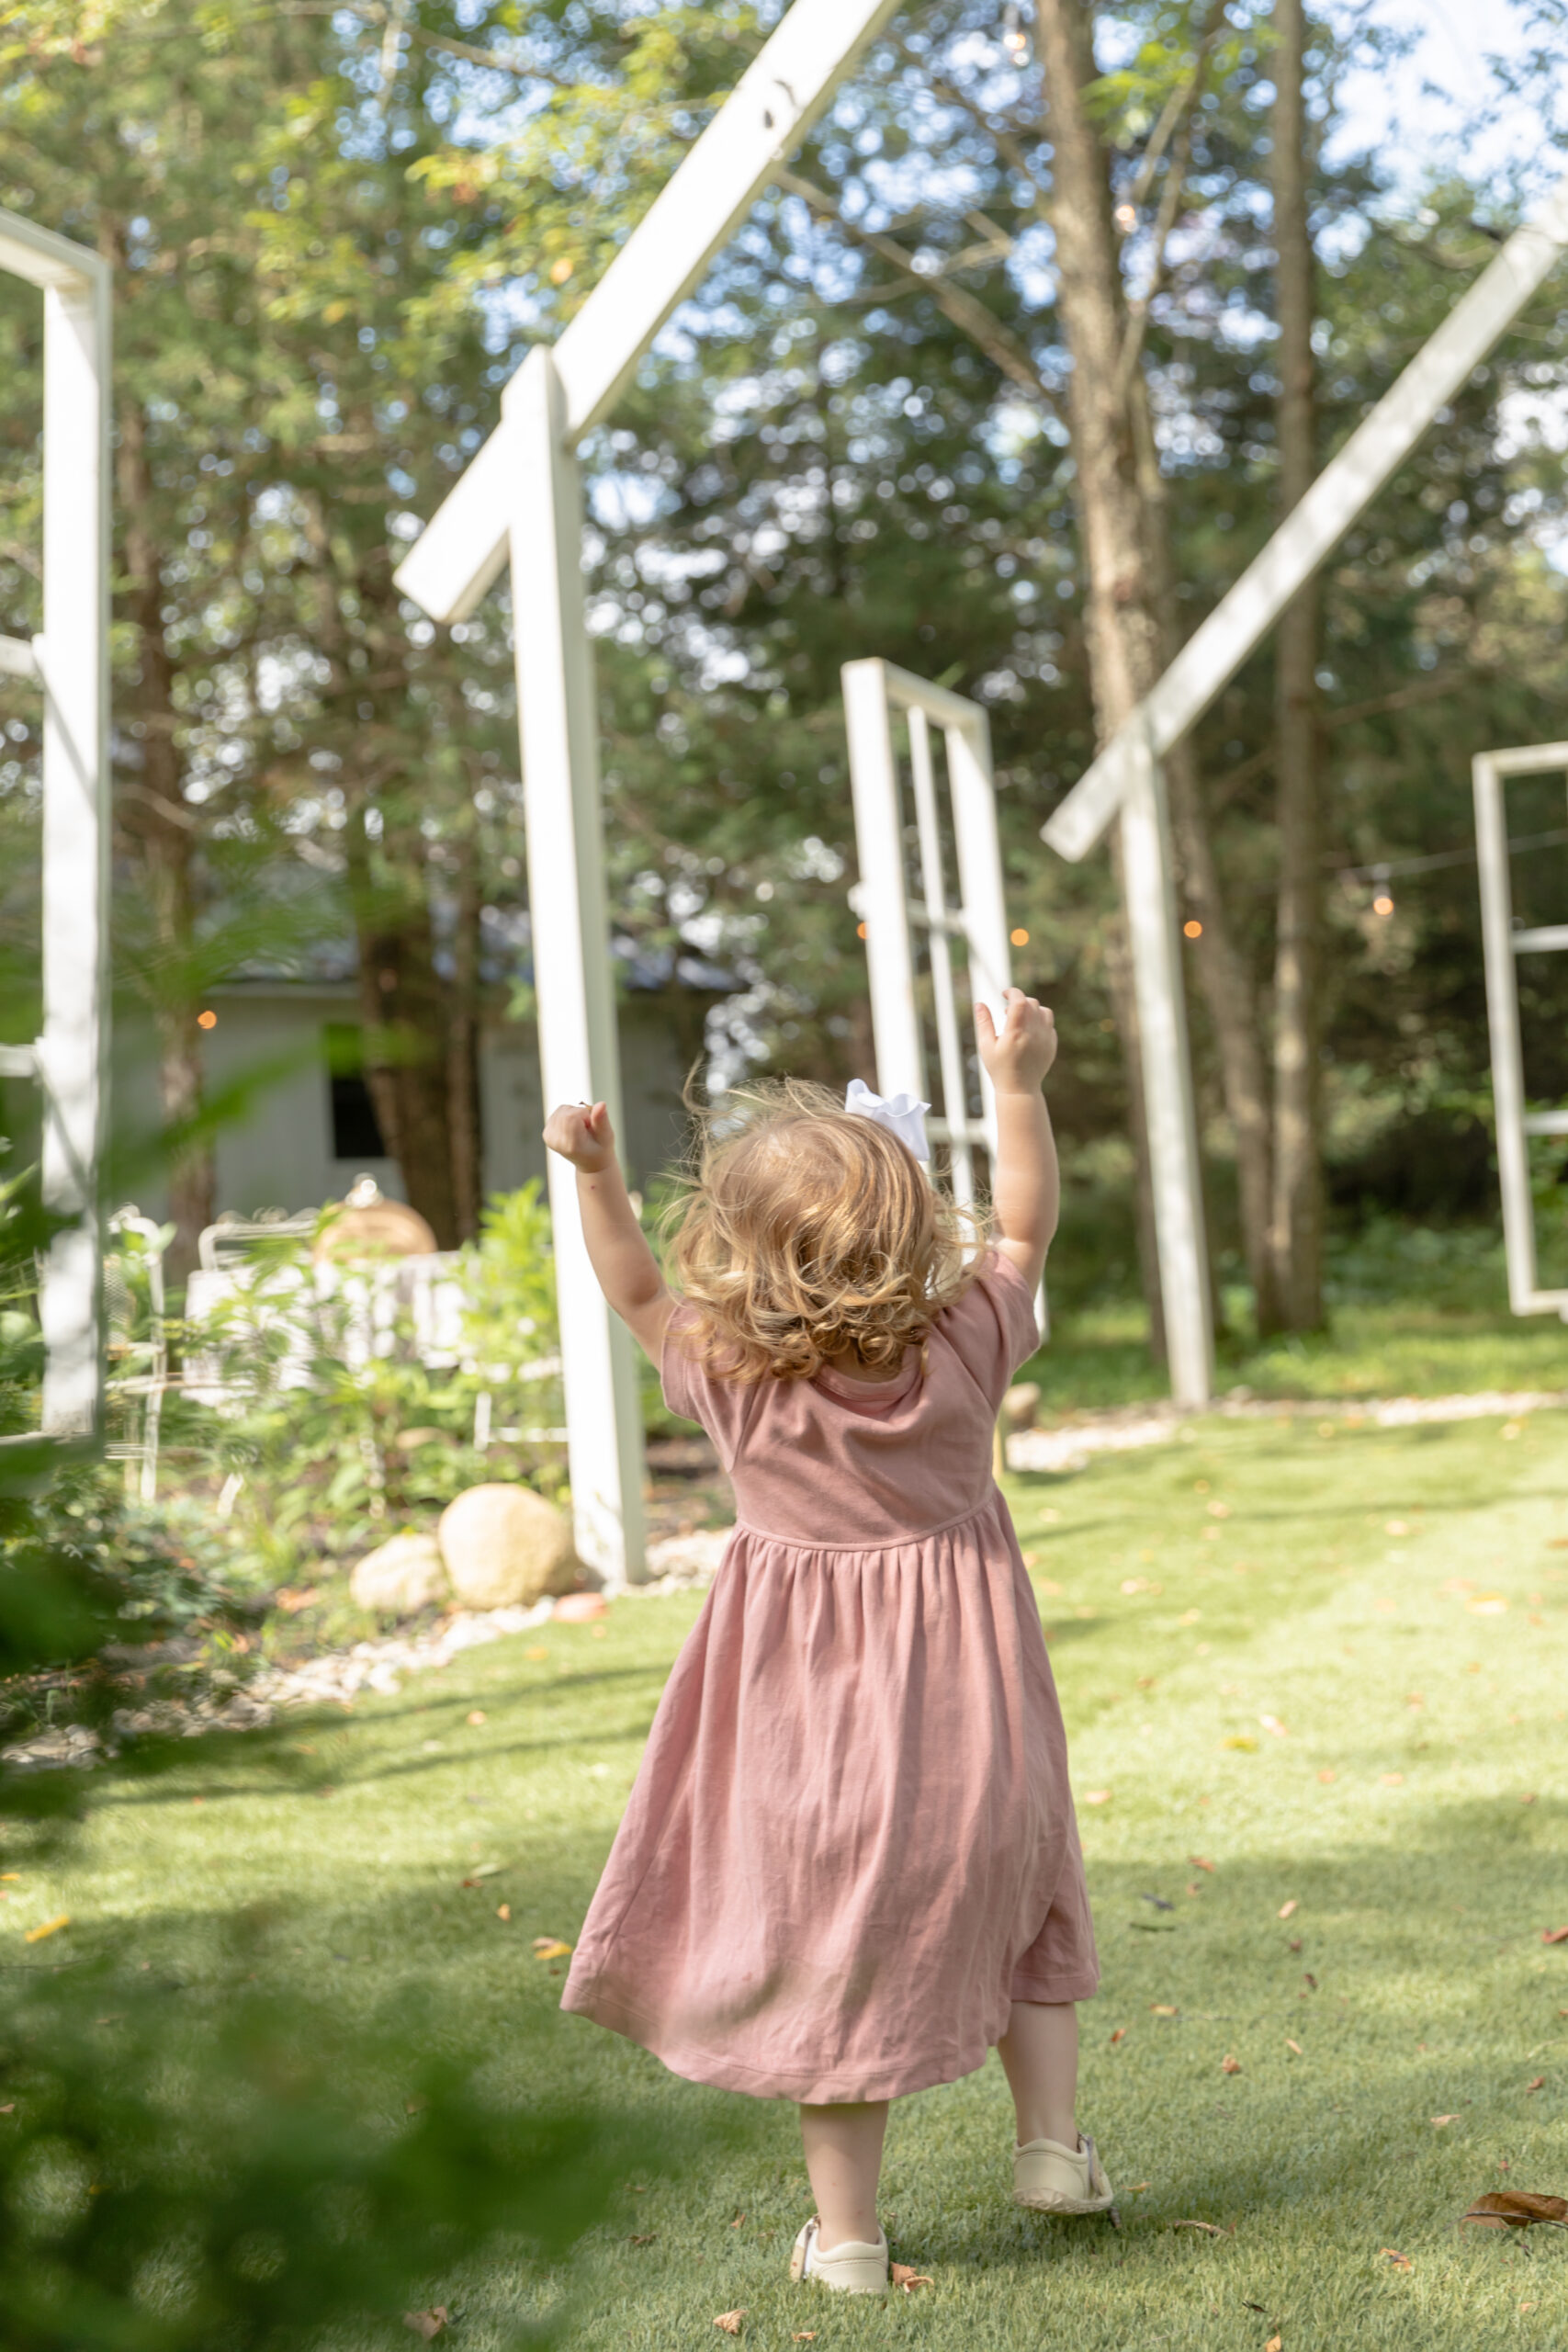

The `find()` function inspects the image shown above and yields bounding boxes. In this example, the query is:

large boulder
[438,1484,578,1611]
[350,1531,450,1618]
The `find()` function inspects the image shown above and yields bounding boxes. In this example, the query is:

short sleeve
[659,1301,760,1469]
[936,1250,1040,1412]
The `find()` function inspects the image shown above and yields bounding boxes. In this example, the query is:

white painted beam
[1120,729,1213,1407]
[0,634,39,680]
[395,0,903,623]
[37,251,111,1437]
[843,657,924,1103]
[510,347,647,1583]
[1046,171,1568,862]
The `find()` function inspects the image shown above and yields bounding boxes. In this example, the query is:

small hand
[975,989,1057,1093]
[544,1100,616,1172]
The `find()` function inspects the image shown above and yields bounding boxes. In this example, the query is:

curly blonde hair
[665,1079,987,1383]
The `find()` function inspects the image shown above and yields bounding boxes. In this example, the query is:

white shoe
[1013,2131,1116,2215]
[789,2216,889,2293]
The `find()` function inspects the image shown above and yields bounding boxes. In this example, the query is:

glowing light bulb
[1010,927,1030,946]
[1373,893,1393,916]
[197,1009,217,1029]
[1183,920,1202,939]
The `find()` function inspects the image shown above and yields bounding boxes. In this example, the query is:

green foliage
[0,1973,647,2351]
[185,1187,564,1585]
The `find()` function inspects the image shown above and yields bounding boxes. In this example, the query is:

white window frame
[840,659,1012,1210]
[0,209,111,1439]
[1472,741,1568,1317]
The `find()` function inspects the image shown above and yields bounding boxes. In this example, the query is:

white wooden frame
[1472,741,1568,1317]
[394,0,903,1582]
[0,209,111,1440]
[841,660,1012,1206]
[1040,168,1568,1407]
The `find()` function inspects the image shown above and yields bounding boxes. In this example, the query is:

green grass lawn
[9,1401,1568,2347]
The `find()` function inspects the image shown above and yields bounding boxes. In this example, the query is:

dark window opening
[323,1024,387,1159]
[330,1073,386,1160]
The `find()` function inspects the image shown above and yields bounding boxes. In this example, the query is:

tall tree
[1267,0,1324,1327]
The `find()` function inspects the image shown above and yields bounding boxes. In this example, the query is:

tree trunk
[1268,0,1325,1329]
[1034,0,1173,1354]
[346,811,462,1249]
[115,390,212,1286]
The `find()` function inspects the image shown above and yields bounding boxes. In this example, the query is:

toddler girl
[544,989,1110,2295]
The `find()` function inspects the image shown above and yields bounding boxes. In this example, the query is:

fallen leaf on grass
[1110,2027,1127,2045]
[467,1710,487,1726]
[1381,1773,1405,1788]
[794,2335,818,2343]
[23,1914,68,1945]
[1461,2193,1568,2233]
[532,1938,573,1960]
[1083,1790,1111,1806]
[1317,1769,1337,1783]
[1259,1714,1288,1738]
[402,2311,449,2341]
[1190,1855,1215,1872]
[891,2265,933,2293]
[525,1646,549,1660]
[1467,1595,1508,1616]
[1303,1973,1317,1990]
[1381,2248,1413,2270]
[496,1904,512,1922]
[1286,2040,1303,2056]
[714,2312,746,2336]
[276,1586,321,1614]
[1520,1792,1538,1806]
[628,2233,657,2245]
[0,2102,15,2114]
[1220,2055,1242,2075]
[1278,1899,1298,1919]
[1151,2004,1179,2016]
[1169,2219,1234,2237]
[1267,2336,1282,2351]
[1431,2114,1461,2128]
[1541,1926,1568,1944]
[1525,2076,1546,2093]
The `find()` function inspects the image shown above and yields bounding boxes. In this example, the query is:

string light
[1010,926,1030,946]
[1183,919,1202,939]
[1002,3,1029,64]
[1372,893,1393,917]
[197,1009,217,1030]
[856,922,867,939]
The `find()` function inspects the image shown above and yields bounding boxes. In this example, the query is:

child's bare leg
[998,1999,1079,2145]
[798,2100,888,2247]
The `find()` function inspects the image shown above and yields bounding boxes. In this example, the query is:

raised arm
[974,989,1060,1295]
[542,1102,674,1363]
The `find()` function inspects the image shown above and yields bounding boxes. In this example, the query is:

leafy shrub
[183,1186,566,1587]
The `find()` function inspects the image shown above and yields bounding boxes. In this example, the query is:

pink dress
[560,1251,1099,2104]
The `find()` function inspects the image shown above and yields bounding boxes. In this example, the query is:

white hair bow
[844,1079,931,1162]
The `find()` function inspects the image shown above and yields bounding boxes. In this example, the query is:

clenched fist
[544,1100,616,1173]
[975,988,1057,1094]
